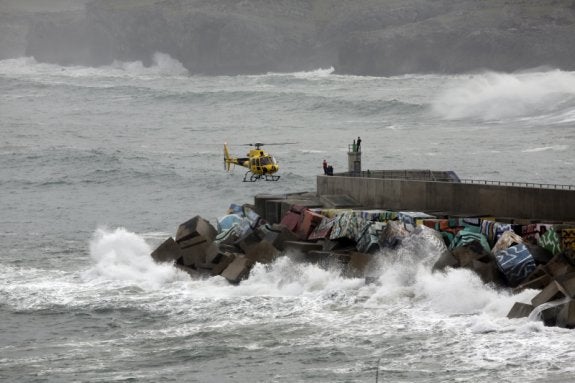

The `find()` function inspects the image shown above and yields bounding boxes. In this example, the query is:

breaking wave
[79,228,538,323]
[432,70,575,122]
[0,52,188,78]
[82,228,188,287]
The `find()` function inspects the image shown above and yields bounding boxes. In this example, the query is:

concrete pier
[316,172,575,222]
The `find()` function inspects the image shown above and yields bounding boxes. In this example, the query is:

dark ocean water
[2,54,575,382]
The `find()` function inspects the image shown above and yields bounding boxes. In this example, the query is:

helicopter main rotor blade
[243,142,297,146]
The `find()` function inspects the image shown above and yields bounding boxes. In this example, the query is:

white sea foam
[432,70,575,121]
[109,52,188,76]
[265,67,335,78]
[82,227,188,288]
[0,52,188,78]
[522,145,569,153]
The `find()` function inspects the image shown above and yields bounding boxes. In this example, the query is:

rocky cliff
[3,0,575,75]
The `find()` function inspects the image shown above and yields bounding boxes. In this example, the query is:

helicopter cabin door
[251,158,260,172]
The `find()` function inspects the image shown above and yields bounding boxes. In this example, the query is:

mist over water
[1,55,575,382]
[432,70,575,122]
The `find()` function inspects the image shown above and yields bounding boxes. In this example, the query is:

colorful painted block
[561,228,575,252]
[308,216,336,240]
[495,243,536,286]
[448,229,491,253]
[538,228,563,256]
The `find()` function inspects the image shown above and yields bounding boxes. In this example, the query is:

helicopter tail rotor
[223,142,232,172]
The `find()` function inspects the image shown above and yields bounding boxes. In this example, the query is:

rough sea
[2,53,575,382]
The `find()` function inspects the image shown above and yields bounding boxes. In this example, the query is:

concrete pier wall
[316,175,575,222]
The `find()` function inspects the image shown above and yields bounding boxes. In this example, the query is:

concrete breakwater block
[491,231,524,254]
[175,264,204,279]
[470,260,504,285]
[347,252,371,277]
[495,243,536,287]
[243,240,278,264]
[179,235,219,268]
[280,209,301,232]
[507,302,534,319]
[151,237,183,263]
[210,252,236,276]
[297,209,324,240]
[319,194,360,209]
[150,196,575,329]
[540,304,565,327]
[451,243,490,268]
[220,255,255,284]
[555,272,575,299]
[514,273,552,292]
[282,240,324,254]
[432,251,459,271]
[556,300,575,328]
[268,225,299,251]
[379,220,409,248]
[531,281,564,307]
[176,215,217,243]
[254,193,287,219]
[308,216,336,240]
[544,254,575,278]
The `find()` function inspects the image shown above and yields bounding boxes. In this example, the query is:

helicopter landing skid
[243,172,280,182]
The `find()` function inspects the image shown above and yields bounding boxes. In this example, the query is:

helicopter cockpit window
[260,156,277,166]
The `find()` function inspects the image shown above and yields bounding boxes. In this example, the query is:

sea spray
[0,53,188,79]
[432,70,575,121]
[110,52,189,76]
[83,227,188,287]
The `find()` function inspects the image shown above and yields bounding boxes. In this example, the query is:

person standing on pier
[323,159,328,175]
[356,136,362,152]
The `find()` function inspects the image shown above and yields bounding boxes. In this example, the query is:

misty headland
[2,0,575,76]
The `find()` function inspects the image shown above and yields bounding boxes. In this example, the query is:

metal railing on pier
[458,179,575,190]
[333,170,575,191]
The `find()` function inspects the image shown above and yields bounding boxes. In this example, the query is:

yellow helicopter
[224,142,286,182]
